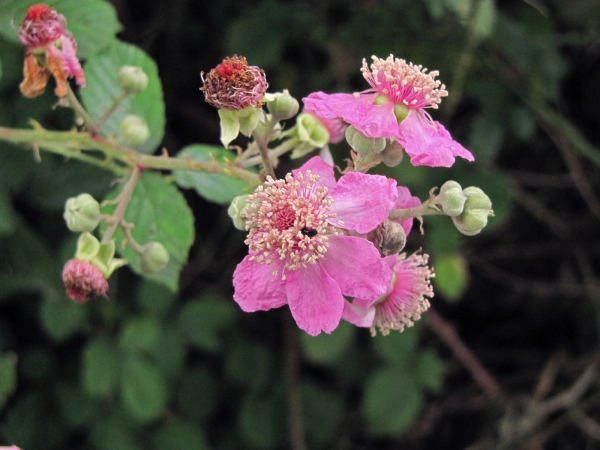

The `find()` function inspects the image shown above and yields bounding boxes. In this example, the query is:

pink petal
[285,263,344,335]
[342,300,375,327]
[393,186,421,236]
[292,156,336,191]
[233,256,287,312]
[59,36,86,87]
[396,111,474,167]
[329,172,398,233]
[321,235,392,299]
[303,92,399,138]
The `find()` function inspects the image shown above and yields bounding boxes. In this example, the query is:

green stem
[65,85,96,131]
[0,126,261,186]
[102,165,142,244]
[95,91,130,130]
[253,118,278,179]
[388,201,446,221]
[241,139,296,168]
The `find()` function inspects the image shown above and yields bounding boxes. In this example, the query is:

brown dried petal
[19,53,50,98]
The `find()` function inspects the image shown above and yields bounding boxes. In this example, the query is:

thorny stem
[283,310,307,450]
[388,201,446,221]
[95,90,130,130]
[0,126,262,185]
[241,139,296,168]
[101,165,142,244]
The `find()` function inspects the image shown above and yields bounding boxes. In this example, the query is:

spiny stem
[65,85,96,131]
[253,118,278,179]
[102,165,142,244]
[388,201,446,221]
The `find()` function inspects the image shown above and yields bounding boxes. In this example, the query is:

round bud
[119,115,150,147]
[366,220,407,257]
[380,140,404,167]
[63,193,100,232]
[436,181,467,216]
[267,90,300,121]
[451,187,493,236]
[117,65,149,94]
[345,126,386,156]
[228,194,250,231]
[139,242,169,274]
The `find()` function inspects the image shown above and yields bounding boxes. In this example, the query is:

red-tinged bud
[62,259,108,303]
[200,55,268,110]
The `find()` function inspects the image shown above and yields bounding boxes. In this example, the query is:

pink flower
[62,259,108,303]
[392,186,421,236]
[18,4,85,98]
[303,92,347,144]
[302,55,474,168]
[233,156,398,335]
[342,251,434,335]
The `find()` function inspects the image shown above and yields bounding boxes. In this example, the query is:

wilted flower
[62,259,108,303]
[201,55,268,110]
[342,251,434,335]
[233,156,398,335]
[303,55,474,167]
[18,3,85,98]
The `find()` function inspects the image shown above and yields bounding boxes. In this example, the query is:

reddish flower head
[201,55,268,110]
[62,259,108,303]
[233,156,398,335]
[303,55,474,168]
[18,4,85,98]
[342,251,434,335]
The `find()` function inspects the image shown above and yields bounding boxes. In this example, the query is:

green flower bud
[139,242,169,274]
[228,194,250,230]
[345,125,386,156]
[435,181,467,217]
[117,65,149,94]
[451,187,493,236]
[64,193,100,232]
[266,90,300,121]
[380,139,404,167]
[119,115,150,147]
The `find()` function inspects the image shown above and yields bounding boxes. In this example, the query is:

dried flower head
[18,4,85,98]
[201,55,268,110]
[62,259,108,303]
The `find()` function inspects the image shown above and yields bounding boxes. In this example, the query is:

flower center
[362,55,448,110]
[243,171,338,272]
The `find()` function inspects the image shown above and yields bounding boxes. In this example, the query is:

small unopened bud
[119,115,150,147]
[62,259,108,303]
[380,140,404,167]
[451,187,493,236]
[64,193,100,232]
[435,181,467,216]
[118,65,149,94]
[367,220,407,257]
[139,242,169,274]
[345,126,386,156]
[267,90,299,121]
[228,194,250,230]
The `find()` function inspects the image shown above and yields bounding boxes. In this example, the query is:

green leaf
[433,252,469,301]
[0,352,17,410]
[372,324,420,367]
[82,338,120,398]
[472,0,496,38]
[417,349,446,392]
[467,114,504,163]
[239,393,282,449]
[174,144,255,204]
[301,382,343,445]
[300,320,355,365]
[178,297,236,352]
[0,0,121,57]
[153,421,209,450]
[137,280,176,316]
[91,410,143,450]
[40,296,87,342]
[104,172,195,292]
[150,327,186,380]
[363,367,424,436]
[225,339,272,390]
[81,40,165,154]
[218,109,240,148]
[176,367,218,422]
[54,382,99,429]
[0,187,17,237]
[120,352,168,423]
[118,316,161,353]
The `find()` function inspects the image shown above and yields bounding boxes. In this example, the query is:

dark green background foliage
[0,0,599,448]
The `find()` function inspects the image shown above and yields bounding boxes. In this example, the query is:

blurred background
[1,0,600,448]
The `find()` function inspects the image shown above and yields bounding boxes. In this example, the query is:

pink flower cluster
[303,55,474,168]
[232,156,434,335]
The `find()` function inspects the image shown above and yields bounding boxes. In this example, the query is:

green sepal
[237,106,263,137]
[91,240,128,278]
[218,109,240,148]
[75,232,101,261]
